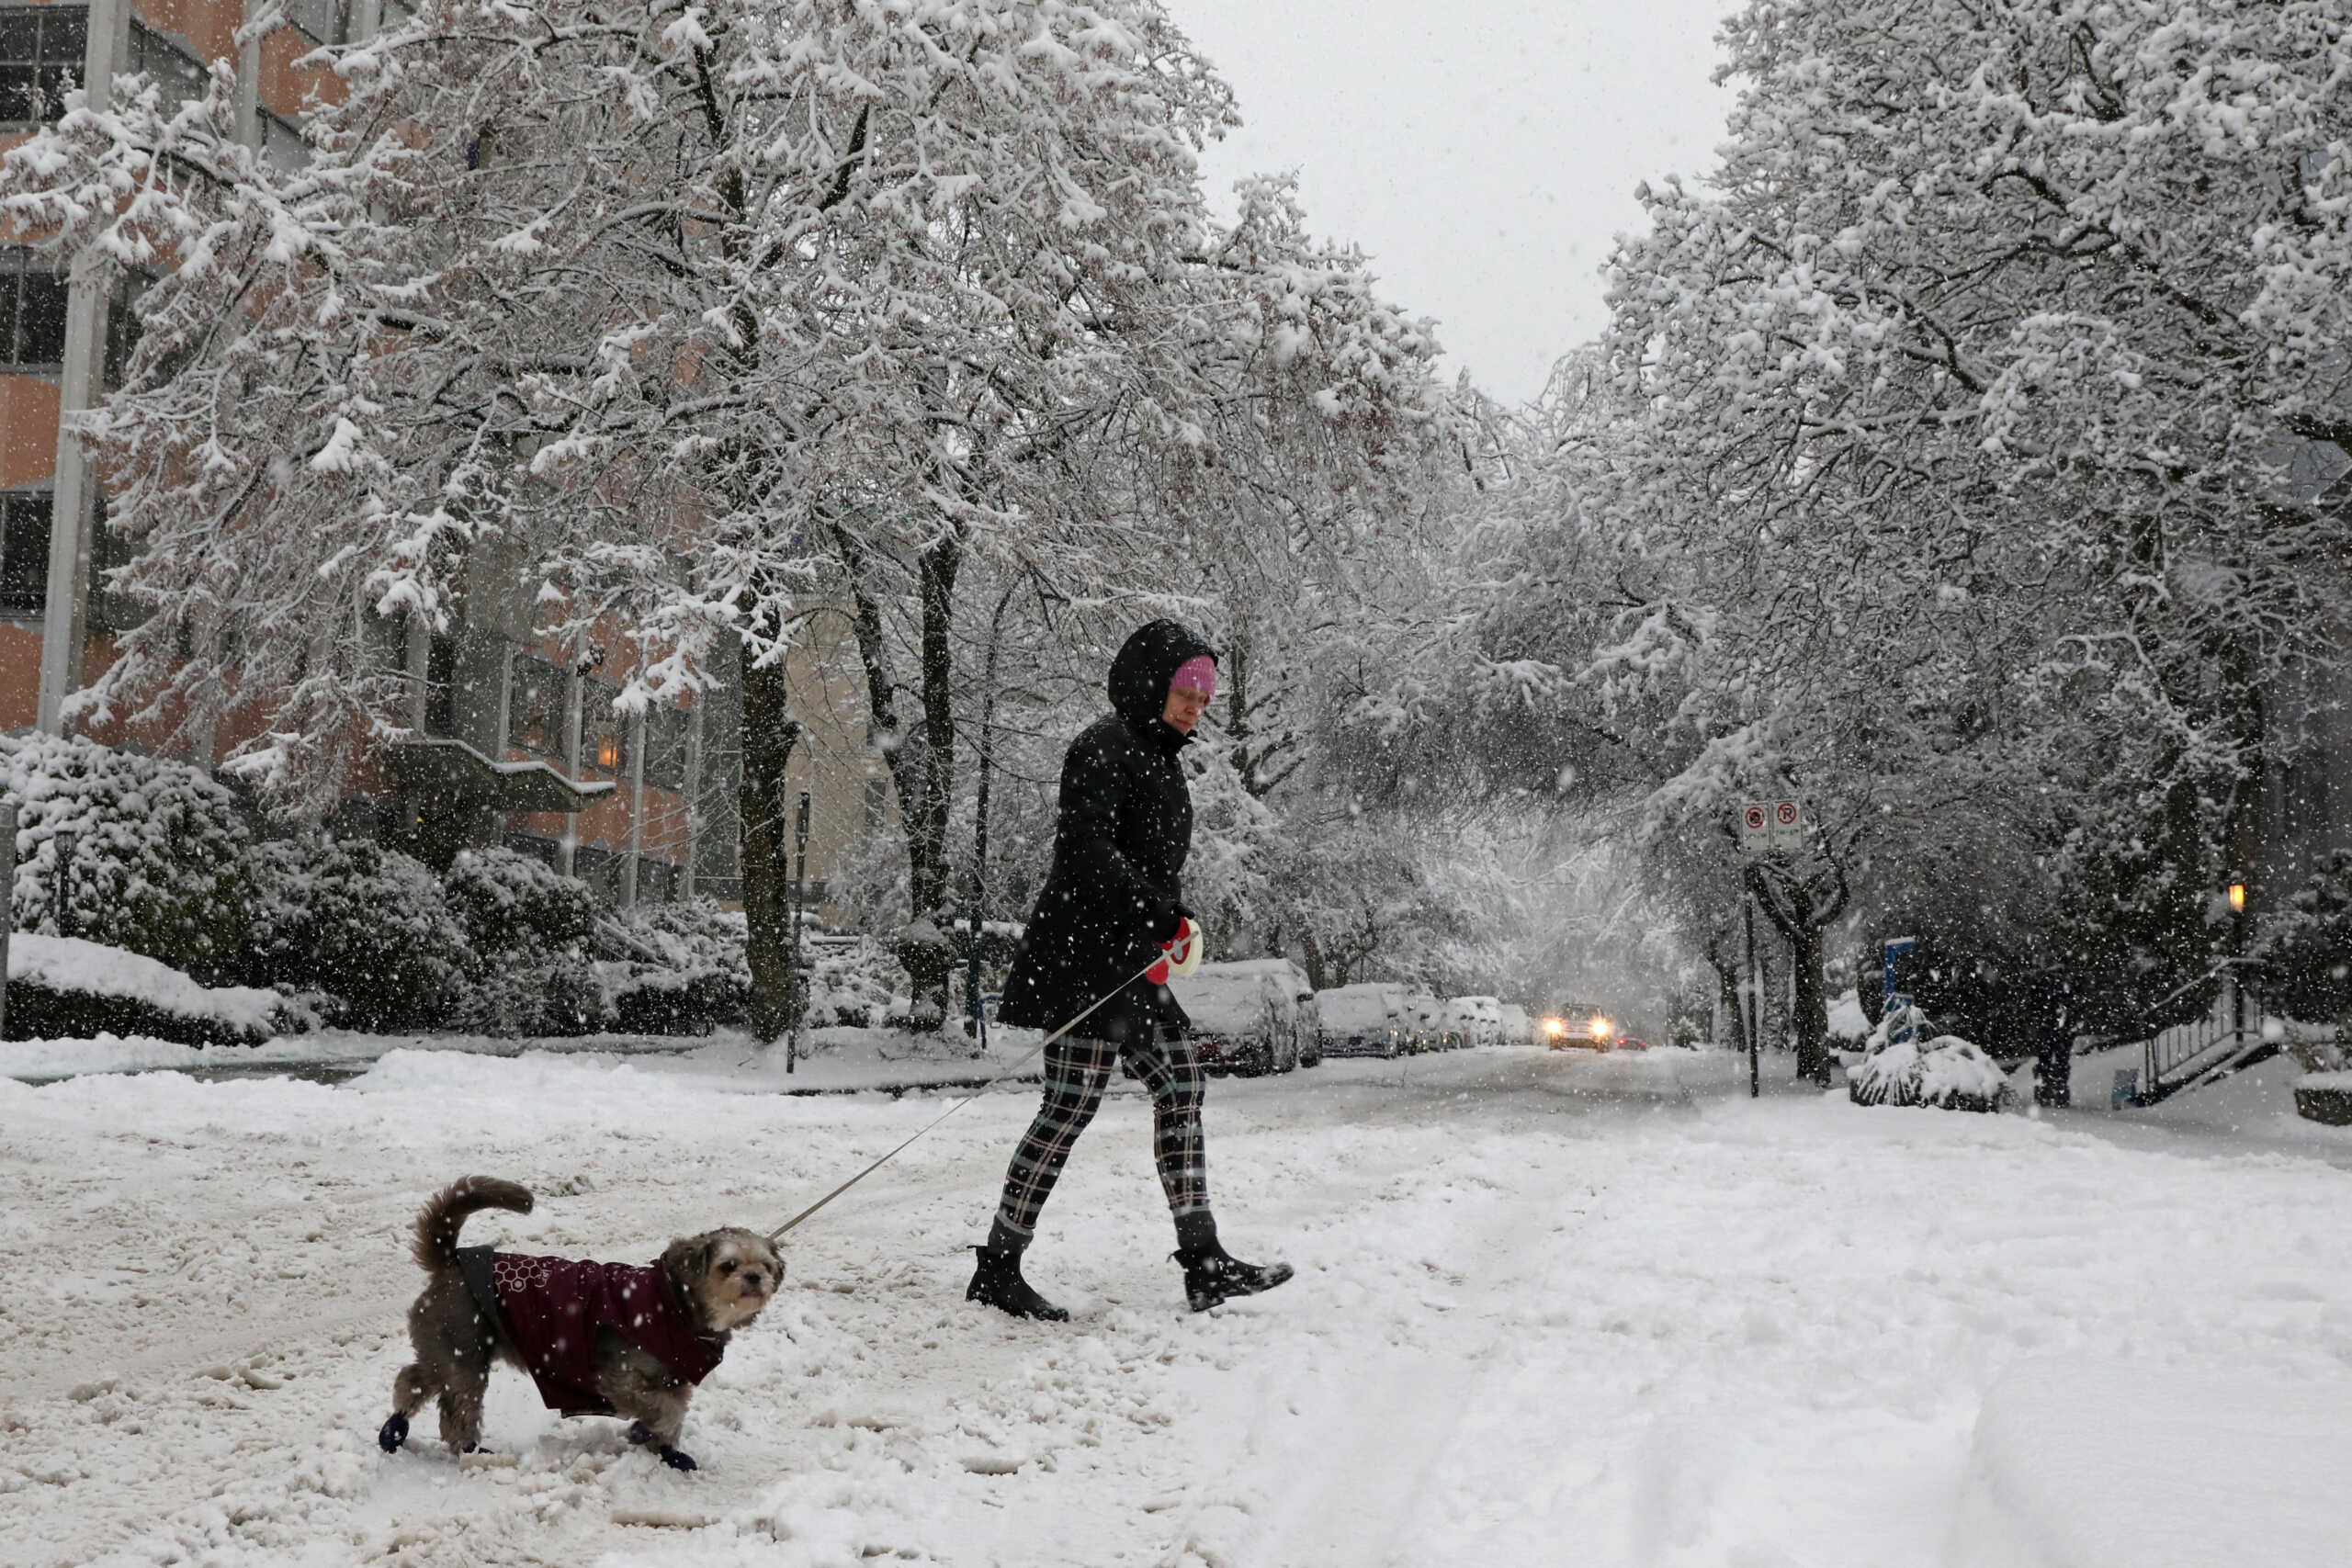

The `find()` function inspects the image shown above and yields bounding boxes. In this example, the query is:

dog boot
[628,1422,698,1471]
[966,1245,1069,1322]
[378,1413,409,1453]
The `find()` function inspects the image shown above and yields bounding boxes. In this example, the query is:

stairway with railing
[2120,969,2279,1107]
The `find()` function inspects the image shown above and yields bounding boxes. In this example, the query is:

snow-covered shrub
[1,732,252,981]
[1849,1006,2009,1112]
[243,836,469,1031]
[6,933,281,1045]
[593,899,750,1035]
[443,849,608,1036]
[809,936,903,1029]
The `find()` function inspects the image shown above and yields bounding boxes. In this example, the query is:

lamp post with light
[2227,878,2250,1038]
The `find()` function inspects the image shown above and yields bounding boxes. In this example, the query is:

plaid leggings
[994,1031,1206,1238]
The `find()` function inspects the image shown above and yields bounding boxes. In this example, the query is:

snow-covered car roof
[1317,982,1422,1031]
[1169,961,1307,1033]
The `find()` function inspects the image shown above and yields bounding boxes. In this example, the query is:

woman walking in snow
[967,620,1293,1319]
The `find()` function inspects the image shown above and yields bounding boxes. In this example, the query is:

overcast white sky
[1169,0,1736,408]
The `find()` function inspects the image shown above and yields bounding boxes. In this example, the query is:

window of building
[643,707,688,791]
[507,652,567,758]
[582,676,627,775]
[0,490,51,615]
[502,832,560,869]
[102,271,153,388]
[88,491,147,630]
[283,0,351,46]
[262,111,309,173]
[1,246,68,368]
[424,632,458,735]
[863,776,888,831]
[0,5,86,126]
[124,21,209,113]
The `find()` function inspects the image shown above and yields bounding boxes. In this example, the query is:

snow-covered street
[7,1046,2352,1567]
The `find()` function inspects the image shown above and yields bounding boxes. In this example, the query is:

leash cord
[766,956,1161,1243]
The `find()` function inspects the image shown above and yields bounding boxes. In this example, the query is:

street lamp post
[786,788,810,1074]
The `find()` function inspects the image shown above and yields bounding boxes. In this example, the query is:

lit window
[0,6,88,126]
[581,677,627,775]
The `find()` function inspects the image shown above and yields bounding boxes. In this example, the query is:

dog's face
[662,1228,784,1333]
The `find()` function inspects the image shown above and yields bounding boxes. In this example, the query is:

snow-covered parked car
[1317,982,1438,1058]
[1170,959,1320,1076]
[1848,1004,2010,1112]
[1498,1002,1536,1046]
[1444,995,1504,1048]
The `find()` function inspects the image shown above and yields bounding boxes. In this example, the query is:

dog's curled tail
[411,1176,534,1271]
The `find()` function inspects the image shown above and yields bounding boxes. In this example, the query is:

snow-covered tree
[1437,0,2352,1079]
[1,0,1444,1029]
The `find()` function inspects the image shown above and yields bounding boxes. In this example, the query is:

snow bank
[1946,1359,2352,1568]
[6,932,284,1043]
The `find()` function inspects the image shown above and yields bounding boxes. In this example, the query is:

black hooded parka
[997,620,1217,1044]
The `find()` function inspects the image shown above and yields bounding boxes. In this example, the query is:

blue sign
[1882,937,1918,1014]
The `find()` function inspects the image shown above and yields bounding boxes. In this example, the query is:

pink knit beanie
[1170,655,1217,700]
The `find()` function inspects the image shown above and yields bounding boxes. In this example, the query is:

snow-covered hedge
[6,933,283,1045]
[243,836,470,1031]
[1849,1006,2009,1112]
[444,848,606,1037]
[1,732,252,981]
[814,936,906,1029]
[594,899,750,1035]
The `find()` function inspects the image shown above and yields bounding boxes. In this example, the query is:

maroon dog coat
[456,1247,724,1416]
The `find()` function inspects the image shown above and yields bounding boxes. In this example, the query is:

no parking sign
[1736,799,1805,855]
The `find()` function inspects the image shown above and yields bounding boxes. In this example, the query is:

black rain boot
[966,1242,1069,1322]
[1172,1212,1293,1313]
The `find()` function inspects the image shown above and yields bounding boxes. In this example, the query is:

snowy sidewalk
[0,1023,1049,1096]
[5,1046,2349,1567]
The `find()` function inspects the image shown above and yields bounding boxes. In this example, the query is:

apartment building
[0,0,889,912]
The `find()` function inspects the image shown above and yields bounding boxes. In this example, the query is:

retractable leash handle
[766,950,1172,1243]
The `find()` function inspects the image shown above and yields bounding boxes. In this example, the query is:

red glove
[1146,917,1202,986]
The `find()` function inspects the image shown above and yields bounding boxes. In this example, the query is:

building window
[263,111,309,173]
[124,21,209,113]
[0,5,87,126]
[643,707,688,791]
[863,776,888,831]
[501,832,560,869]
[1,246,68,368]
[582,676,627,775]
[424,632,458,735]
[283,0,351,46]
[103,271,153,388]
[0,490,51,615]
[508,652,567,758]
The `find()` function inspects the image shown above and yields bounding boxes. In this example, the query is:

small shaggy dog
[378,1176,782,1472]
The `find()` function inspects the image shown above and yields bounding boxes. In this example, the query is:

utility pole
[1744,892,1760,1100]
[0,802,16,1043]
[965,585,1017,1055]
[786,788,810,1073]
